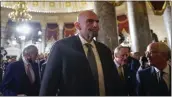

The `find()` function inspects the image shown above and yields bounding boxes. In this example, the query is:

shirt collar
[78,34,95,48]
[163,64,169,74]
[114,59,120,68]
[154,66,160,73]
[154,64,169,74]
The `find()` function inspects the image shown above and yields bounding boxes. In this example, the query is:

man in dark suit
[39,10,122,96]
[113,45,137,96]
[124,47,140,72]
[40,61,46,80]
[136,42,171,96]
[0,45,40,96]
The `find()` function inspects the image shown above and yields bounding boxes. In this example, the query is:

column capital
[58,22,64,29]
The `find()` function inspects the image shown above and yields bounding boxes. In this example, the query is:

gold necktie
[118,66,125,80]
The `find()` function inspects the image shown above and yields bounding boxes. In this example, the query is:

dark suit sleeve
[39,42,62,96]
[40,63,46,80]
[136,71,145,96]
[0,64,17,96]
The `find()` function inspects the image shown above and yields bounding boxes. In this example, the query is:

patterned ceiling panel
[1,1,94,13]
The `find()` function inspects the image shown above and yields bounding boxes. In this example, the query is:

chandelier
[8,2,32,22]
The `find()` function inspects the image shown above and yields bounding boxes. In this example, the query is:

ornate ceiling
[1,1,94,13]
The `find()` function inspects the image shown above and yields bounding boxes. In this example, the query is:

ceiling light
[38,31,42,35]
[12,40,17,45]
[16,24,31,34]
[19,36,26,40]
[38,38,42,42]
[8,2,32,22]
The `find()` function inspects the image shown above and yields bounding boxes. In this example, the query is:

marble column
[127,1,152,55]
[94,1,118,51]
[171,1,172,16]
[1,26,6,47]
[163,2,172,48]
[58,22,64,40]
[41,28,46,53]
[40,22,47,53]
[1,18,9,48]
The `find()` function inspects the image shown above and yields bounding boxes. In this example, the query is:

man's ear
[161,52,169,61]
[74,21,81,30]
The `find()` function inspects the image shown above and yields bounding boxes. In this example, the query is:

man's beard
[88,29,98,38]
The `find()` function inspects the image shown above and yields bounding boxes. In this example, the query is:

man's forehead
[83,13,98,20]
[78,11,98,20]
[119,48,129,53]
[121,47,130,52]
[146,43,159,51]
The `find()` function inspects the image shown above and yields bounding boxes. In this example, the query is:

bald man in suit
[39,10,123,96]
[136,42,171,96]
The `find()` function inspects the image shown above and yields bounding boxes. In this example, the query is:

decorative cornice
[108,1,124,6]
[1,2,94,14]
[147,1,167,16]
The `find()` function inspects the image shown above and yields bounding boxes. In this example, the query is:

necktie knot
[119,65,123,68]
[85,43,92,48]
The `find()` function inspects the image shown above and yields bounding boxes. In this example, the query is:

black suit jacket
[0,60,40,96]
[136,66,171,96]
[39,35,123,96]
[128,56,140,72]
[114,63,137,96]
[40,62,46,80]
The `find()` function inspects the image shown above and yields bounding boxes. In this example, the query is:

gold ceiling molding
[1,2,94,13]
[65,2,72,7]
[49,2,55,7]
[33,1,38,7]
[108,1,124,6]
[147,1,167,16]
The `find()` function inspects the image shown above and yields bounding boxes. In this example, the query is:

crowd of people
[0,10,171,96]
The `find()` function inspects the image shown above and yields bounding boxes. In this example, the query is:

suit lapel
[19,60,33,84]
[72,35,86,57]
[151,67,158,81]
[31,62,40,82]
[72,35,93,70]
[150,67,159,88]
[123,65,129,78]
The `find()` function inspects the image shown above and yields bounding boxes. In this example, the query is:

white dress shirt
[78,34,105,96]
